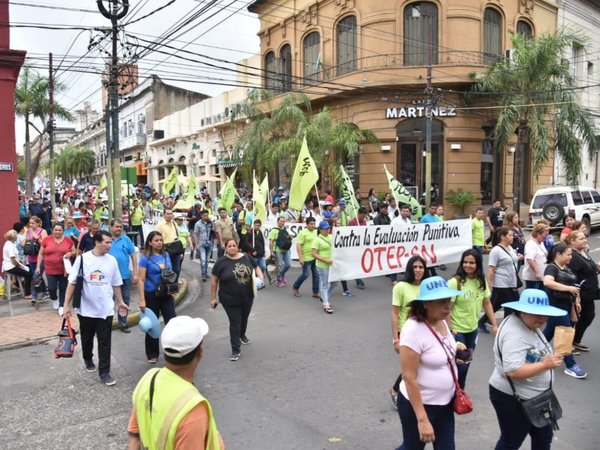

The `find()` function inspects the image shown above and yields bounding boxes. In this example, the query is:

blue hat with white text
[414,276,463,302]
[503,289,566,317]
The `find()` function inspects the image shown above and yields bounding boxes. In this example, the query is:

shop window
[516,20,533,39]
[264,51,278,90]
[280,44,292,92]
[483,8,503,64]
[480,126,494,204]
[337,15,357,75]
[403,2,438,66]
[303,31,321,84]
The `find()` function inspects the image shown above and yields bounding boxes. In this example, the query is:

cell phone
[456,349,473,362]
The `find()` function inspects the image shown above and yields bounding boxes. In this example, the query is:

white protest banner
[262,221,306,260]
[141,208,164,243]
[328,219,472,282]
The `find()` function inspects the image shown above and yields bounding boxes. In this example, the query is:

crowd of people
[3,181,600,449]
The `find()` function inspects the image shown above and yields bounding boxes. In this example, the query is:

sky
[10,0,261,152]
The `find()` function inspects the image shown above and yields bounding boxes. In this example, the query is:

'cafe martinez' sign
[386,106,457,119]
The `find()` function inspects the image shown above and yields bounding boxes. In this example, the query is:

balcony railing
[120,132,147,151]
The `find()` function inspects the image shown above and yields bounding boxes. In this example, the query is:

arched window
[264,51,277,90]
[516,20,533,39]
[280,44,292,92]
[303,31,321,84]
[337,15,357,75]
[483,8,503,64]
[403,2,438,66]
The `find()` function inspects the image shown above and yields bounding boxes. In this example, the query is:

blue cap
[318,220,331,230]
[503,289,567,317]
[338,199,347,206]
[322,211,333,219]
[415,276,463,301]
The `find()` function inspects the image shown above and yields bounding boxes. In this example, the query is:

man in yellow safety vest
[127,316,225,450]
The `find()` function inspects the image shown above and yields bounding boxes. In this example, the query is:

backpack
[23,239,40,256]
[275,227,292,251]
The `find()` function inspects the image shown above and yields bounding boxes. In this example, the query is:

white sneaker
[53,299,59,310]
[58,307,64,317]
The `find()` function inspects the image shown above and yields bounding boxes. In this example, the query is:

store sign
[386,106,457,119]
[0,162,13,172]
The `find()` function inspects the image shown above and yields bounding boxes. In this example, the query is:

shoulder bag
[165,223,185,257]
[148,256,179,298]
[72,255,84,308]
[497,320,562,430]
[425,321,474,414]
[54,317,77,358]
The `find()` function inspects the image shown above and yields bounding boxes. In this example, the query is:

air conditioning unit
[153,130,164,139]
[505,48,515,62]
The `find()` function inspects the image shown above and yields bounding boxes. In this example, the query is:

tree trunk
[25,115,32,196]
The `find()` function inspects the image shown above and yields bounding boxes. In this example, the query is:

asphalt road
[2,234,600,449]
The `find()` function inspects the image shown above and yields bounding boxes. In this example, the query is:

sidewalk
[0,279,188,351]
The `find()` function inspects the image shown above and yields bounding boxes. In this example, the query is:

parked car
[529,186,600,231]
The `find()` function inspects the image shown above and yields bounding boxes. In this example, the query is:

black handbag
[498,324,562,430]
[165,223,185,256]
[72,255,84,308]
[149,258,179,297]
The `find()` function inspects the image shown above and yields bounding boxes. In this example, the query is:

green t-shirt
[392,281,420,331]
[311,234,332,269]
[297,228,317,261]
[178,226,190,249]
[268,227,287,253]
[472,218,485,246]
[448,276,491,333]
[130,206,144,226]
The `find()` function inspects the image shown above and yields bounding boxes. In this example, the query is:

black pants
[574,298,596,343]
[144,291,176,359]
[479,287,518,327]
[78,314,113,376]
[6,265,32,296]
[131,225,143,246]
[222,299,254,353]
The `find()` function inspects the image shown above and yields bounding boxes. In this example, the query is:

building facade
[555,0,600,188]
[248,0,560,215]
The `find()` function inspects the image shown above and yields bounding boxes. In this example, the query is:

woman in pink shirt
[37,223,75,316]
[396,276,463,450]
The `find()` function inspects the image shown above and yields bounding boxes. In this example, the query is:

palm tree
[235,91,378,189]
[14,66,73,194]
[55,146,96,181]
[465,32,596,214]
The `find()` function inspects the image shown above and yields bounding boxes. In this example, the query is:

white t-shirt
[391,215,412,226]
[68,251,123,319]
[523,240,548,281]
[488,245,518,288]
[2,241,19,272]
[399,318,456,405]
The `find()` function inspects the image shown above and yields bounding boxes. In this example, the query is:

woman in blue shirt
[138,230,176,364]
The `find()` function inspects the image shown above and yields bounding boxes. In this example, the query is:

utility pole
[97,0,129,219]
[48,52,56,214]
[424,24,433,209]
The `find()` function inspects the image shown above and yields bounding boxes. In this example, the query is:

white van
[529,186,600,230]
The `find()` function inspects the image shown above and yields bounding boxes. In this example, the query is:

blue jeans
[275,250,291,281]
[293,259,319,294]
[169,252,181,279]
[46,274,68,307]
[489,385,553,450]
[255,256,266,278]
[453,329,478,389]
[317,267,338,306]
[543,304,576,368]
[199,243,212,277]
[396,393,455,450]
[473,246,483,258]
[116,279,132,328]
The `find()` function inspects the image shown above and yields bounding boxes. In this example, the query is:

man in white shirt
[391,204,413,226]
[64,230,127,386]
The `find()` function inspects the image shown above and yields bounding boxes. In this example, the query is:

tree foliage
[235,90,378,185]
[465,32,596,210]
[55,145,96,181]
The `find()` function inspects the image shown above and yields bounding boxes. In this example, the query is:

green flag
[163,168,178,195]
[384,165,422,220]
[220,168,237,212]
[253,172,267,224]
[96,174,107,200]
[337,165,360,219]
[289,136,319,211]
[173,174,199,210]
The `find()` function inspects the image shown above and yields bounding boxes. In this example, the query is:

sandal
[323,305,334,314]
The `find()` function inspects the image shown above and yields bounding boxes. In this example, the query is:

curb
[0,279,189,352]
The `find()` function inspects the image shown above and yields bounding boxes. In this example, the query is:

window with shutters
[303,31,321,84]
[483,8,503,64]
[337,15,357,75]
[280,44,292,92]
[264,51,278,90]
[403,2,438,66]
